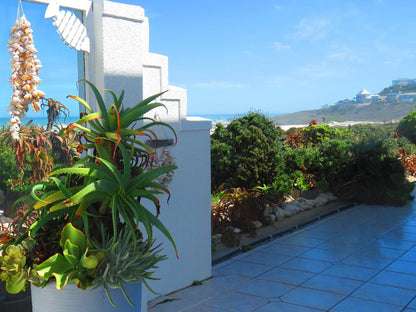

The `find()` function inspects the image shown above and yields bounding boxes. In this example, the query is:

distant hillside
[272,101,416,126]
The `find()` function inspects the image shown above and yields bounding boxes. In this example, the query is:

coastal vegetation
[211,112,416,241]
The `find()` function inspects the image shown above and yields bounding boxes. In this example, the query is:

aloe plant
[66,80,176,168]
[28,144,177,253]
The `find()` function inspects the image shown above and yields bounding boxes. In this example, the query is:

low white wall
[143,117,212,305]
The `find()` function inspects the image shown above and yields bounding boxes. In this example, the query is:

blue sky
[1,0,416,118]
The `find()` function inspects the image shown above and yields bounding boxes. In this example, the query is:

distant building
[371,94,384,103]
[392,78,416,87]
[356,88,371,103]
[398,93,416,102]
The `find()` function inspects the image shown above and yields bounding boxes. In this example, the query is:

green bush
[334,141,414,206]
[314,140,355,191]
[211,113,284,190]
[0,137,18,190]
[398,110,416,143]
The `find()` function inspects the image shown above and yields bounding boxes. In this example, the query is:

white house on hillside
[392,78,416,87]
[356,88,371,103]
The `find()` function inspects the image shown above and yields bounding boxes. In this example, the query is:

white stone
[264,213,277,224]
[276,208,286,221]
[327,193,337,201]
[252,221,263,229]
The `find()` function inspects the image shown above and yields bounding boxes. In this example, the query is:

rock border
[212,193,353,265]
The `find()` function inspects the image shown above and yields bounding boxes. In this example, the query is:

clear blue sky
[1,0,416,118]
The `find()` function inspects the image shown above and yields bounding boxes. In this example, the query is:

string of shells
[8,15,45,140]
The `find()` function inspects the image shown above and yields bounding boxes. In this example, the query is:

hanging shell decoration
[8,15,45,140]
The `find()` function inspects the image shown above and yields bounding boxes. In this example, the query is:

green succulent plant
[93,227,166,306]
[34,223,98,290]
[0,238,41,293]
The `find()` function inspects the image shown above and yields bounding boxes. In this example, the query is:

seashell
[22,84,31,91]
[10,116,20,123]
[32,101,40,112]
[24,93,33,100]
[24,62,34,70]
[36,90,45,97]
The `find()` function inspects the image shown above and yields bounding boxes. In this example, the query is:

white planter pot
[31,282,142,312]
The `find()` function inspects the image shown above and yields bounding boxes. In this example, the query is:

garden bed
[212,198,353,264]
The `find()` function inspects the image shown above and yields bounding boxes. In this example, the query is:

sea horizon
[0,112,282,128]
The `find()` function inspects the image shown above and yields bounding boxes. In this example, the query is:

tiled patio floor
[149,199,416,312]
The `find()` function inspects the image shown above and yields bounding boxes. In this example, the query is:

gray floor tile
[300,229,343,240]
[260,243,310,257]
[182,305,228,312]
[239,250,294,266]
[330,233,377,244]
[203,291,268,312]
[322,263,379,281]
[300,247,352,262]
[386,259,416,275]
[408,297,416,308]
[281,287,345,310]
[216,260,273,278]
[279,235,325,248]
[301,274,363,295]
[377,238,416,250]
[255,301,325,312]
[371,270,416,290]
[330,296,403,312]
[232,277,294,299]
[359,246,406,259]
[203,274,252,290]
[258,267,315,285]
[342,253,394,270]
[384,231,416,242]
[149,297,199,312]
[279,257,332,273]
[316,240,367,253]
[400,250,416,262]
[170,284,225,303]
[401,225,416,233]
[351,282,416,306]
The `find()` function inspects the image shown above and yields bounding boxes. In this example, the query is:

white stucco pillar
[83,0,146,109]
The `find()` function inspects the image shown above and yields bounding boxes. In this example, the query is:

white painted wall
[83,1,212,309]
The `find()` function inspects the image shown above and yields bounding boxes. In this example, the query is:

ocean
[0,113,277,128]
[0,116,80,128]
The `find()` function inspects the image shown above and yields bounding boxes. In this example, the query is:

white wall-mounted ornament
[44,0,90,53]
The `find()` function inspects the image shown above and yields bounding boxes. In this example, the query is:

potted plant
[0,81,177,311]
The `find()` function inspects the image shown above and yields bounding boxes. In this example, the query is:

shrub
[314,139,355,191]
[0,132,18,190]
[334,141,414,206]
[398,110,416,143]
[211,113,284,190]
